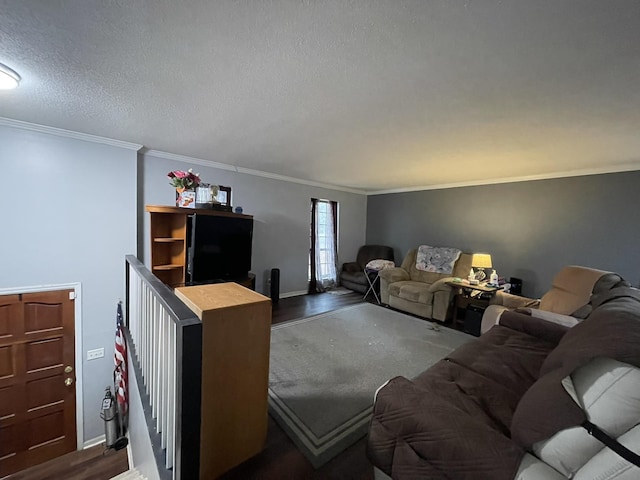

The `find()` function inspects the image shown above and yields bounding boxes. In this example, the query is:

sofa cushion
[573,424,640,480]
[368,324,557,479]
[355,245,394,269]
[340,270,367,284]
[531,357,640,477]
[388,281,434,304]
[538,266,609,314]
[439,324,558,428]
[408,264,446,284]
[514,453,567,480]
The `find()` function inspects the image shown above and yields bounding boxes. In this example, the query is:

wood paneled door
[0,289,77,478]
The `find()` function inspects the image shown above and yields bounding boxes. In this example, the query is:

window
[309,198,338,292]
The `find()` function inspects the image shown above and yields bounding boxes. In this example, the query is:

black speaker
[464,304,485,337]
[270,268,280,303]
[509,277,522,295]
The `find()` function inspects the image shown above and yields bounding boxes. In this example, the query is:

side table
[363,268,383,304]
[446,282,502,334]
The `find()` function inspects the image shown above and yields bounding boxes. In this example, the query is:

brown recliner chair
[480,265,613,334]
[340,245,395,294]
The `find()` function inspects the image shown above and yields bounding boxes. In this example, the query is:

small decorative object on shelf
[217,185,232,207]
[176,189,196,208]
[195,183,220,208]
[168,168,200,208]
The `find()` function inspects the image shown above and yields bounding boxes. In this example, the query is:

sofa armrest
[428,277,456,293]
[378,267,409,283]
[342,261,360,274]
[515,308,581,328]
[481,304,510,334]
[498,310,569,345]
[491,291,541,309]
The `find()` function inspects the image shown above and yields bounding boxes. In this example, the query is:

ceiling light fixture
[0,63,21,90]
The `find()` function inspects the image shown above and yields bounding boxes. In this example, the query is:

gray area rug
[268,303,472,468]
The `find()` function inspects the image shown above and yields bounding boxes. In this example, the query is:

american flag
[114,302,128,421]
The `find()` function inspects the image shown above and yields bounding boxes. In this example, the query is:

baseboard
[83,434,106,449]
[280,290,307,299]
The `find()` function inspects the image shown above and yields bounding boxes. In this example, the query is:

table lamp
[471,253,492,282]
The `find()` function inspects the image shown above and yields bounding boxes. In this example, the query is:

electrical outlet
[87,348,105,361]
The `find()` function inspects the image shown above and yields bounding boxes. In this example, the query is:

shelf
[152,264,184,271]
[153,237,184,243]
[145,204,253,219]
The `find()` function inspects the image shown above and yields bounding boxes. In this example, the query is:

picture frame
[217,185,232,207]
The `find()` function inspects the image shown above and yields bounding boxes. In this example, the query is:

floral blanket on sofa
[415,245,461,274]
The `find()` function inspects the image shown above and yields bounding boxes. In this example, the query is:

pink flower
[167,168,201,189]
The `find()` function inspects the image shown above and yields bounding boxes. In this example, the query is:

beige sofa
[480,265,612,334]
[379,248,472,321]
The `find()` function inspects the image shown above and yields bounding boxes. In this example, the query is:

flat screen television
[187,214,253,284]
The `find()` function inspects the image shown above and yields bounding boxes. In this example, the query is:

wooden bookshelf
[148,207,188,287]
[146,205,254,288]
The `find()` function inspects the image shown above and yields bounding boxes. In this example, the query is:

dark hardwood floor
[271,289,368,325]
[5,443,129,480]
[6,291,375,480]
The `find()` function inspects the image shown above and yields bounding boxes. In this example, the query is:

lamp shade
[471,253,492,269]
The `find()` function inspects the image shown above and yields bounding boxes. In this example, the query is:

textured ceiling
[1,0,639,192]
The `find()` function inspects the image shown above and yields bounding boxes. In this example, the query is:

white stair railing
[125,255,202,480]
[128,269,177,471]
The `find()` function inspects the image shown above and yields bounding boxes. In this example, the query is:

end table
[446,281,502,334]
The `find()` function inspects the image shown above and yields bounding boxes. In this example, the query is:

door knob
[64,365,73,373]
[64,378,73,387]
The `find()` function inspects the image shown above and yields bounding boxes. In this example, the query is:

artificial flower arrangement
[167,168,201,190]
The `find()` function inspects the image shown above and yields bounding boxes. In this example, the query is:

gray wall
[366,172,640,298]
[0,123,365,445]
[141,154,367,296]
[0,125,138,442]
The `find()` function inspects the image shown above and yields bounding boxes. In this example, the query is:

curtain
[309,198,338,293]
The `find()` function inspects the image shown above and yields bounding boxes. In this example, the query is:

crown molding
[0,117,143,151]
[144,149,367,195]
[368,163,640,195]
[6,117,633,195]
[144,149,237,172]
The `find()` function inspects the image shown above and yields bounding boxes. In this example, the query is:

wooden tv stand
[146,205,254,288]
